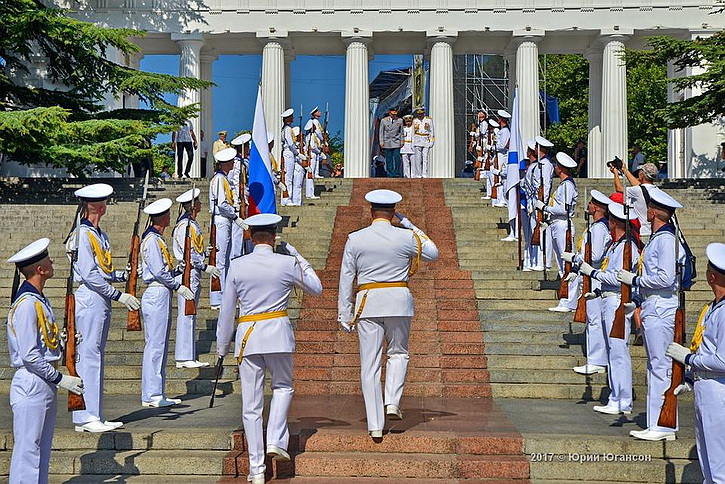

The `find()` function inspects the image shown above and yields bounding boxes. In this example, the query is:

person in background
[159,165,171,181]
[629,145,645,172]
[573,140,587,178]
[171,120,197,179]
[199,130,208,178]
[332,164,344,178]
[379,107,404,178]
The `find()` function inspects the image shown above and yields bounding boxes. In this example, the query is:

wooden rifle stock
[65,223,86,411]
[574,213,592,323]
[610,213,632,339]
[209,206,221,292]
[182,217,197,316]
[125,232,141,331]
[658,281,686,429]
[532,183,544,247]
[468,123,477,154]
[558,216,573,299]
[280,156,289,199]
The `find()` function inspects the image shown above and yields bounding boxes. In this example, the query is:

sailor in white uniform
[140,198,195,407]
[172,188,220,369]
[69,183,139,433]
[7,238,84,484]
[338,190,439,438]
[230,133,252,258]
[304,107,324,196]
[538,152,578,312]
[412,108,434,178]
[576,202,639,414]
[564,189,613,375]
[281,109,307,207]
[525,137,555,271]
[492,110,511,208]
[216,213,322,484]
[666,243,725,483]
[209,148,247,308]
[618,188,684,441]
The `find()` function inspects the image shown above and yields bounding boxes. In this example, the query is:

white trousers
[175,270,201,362]
[72,285,111,425]
[487,170,494,198]
[282,152,304,206]
[585,285,608,367]
[527,210,541,268]
[413,146,429,178]
[141,285,173,403]
[231,220,244,259]
[401,153,414,178]
[10,369,57,484]
[694,379,725,484]
[601,295,633,411]
[210,216,232,307]
[641,295,678,431]
[305,170,315,199]
[357,316,411,432]
[550,220,575,277]
[240,353,294,477]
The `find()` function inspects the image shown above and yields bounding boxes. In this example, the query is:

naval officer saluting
[216,213,322,484]
[7,238,84,484]
[338,189,439,439]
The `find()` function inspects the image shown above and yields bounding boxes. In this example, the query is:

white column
[172,33,204,178]
[666,60,686,179]
[504,51,516,112]
[600,33,629,173]
[200,51,217,178]
[427,33,456,178]
[260,37,287,166]
[586,48,604,177]
[343,35,372,178]
[512,32,543,145]
[124,51,143,109]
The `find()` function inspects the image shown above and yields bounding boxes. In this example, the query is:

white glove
[526,204,534,216]
[204,265,221,278]
[174,260,186,274]
[340,320,355,333]
[491,168,500,176]
[177,285,194,301]
[279,183,288,193]
[563,272,577,283]
[623,302,637,315]
[118,292,141,311]
[234,217,249,230]
[584,291,600,300]
[114,270,127,282]
[395,212,414,229]
[469,131,477,137]
[540,221,549,231]
[562,252,576,263]
[298,153,308,161]
[320,153,327,161]
[280,241,299,257]
[666,342,691,365]
[674,381,693,396]
[535,200,546,211]
[58,374,84,395]
[617,270,637,286]
[579,262,595,277]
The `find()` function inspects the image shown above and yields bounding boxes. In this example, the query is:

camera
[606,157,624,171]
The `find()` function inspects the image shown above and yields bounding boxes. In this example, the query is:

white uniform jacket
[172,214,207,271]
[544,177,577,221]
[338,219,439,323]
[412,118,435,148]
[7,282,62,384]
[209,171,238,220]
[304,119,324,154]
[68,220,124,301]
[217,244,322,358]
[574,217,612,270]
[594,235,641,293]
[636,224,684,297]
[140,227,179,290]
[688,298,725,376]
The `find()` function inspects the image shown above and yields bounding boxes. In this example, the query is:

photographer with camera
[609,156,659,240]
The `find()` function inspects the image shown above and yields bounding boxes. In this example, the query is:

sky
[140,54,412,143]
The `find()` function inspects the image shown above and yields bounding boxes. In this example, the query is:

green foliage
[628,33,725,128]
[626,56,668,163]
[327,131,344,165]
[0,0,212,176]
[153,142,175,175]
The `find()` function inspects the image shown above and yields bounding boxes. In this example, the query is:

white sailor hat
[415,107,425,113]
[231,133,251,146]
[292,126,300,137]
[281,108,294,118]
[176,188,201,204]
[7,238,51,267]
[144,198,173,216]
[527,139,536,151]
[244,213,282,230]
[365,189,402,208]
[488,119,500,128]
[590,189,612,207]
[497,109,511,119]
[608,202,636,221]
[310,106,320,115]
[555,152,577,168]
[74,183,113,202]
[267,131,275,143]
[214,147,237,163]
[535,136,554,148]
[648,188,682,210]
[373,155,385,164]
[706,242,725,274]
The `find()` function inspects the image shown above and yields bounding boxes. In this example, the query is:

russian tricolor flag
[505,88,525,225]
[247,86,277,215]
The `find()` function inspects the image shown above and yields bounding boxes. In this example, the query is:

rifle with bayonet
[610,203,633,339]
[573,209,592,323]
[558,187,573,299]
[64,210,86,411]
[182,183,197,316]
[532,155,544,247]
[208,195,221,293]
[322,103,332,157]
[125,171,150,331]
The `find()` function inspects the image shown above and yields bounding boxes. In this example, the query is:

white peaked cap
[231,133,251,146]
[488,119,500,128]
[590,189,612,207]
[176,188,201,204]
[535,136,554,148]
[527,139,536,151]
[74,183,113,201]
[497,109,511,119]
[706,243,725,273]
[144,198,173,216]
[310,106,319,115]
[292,126,300,137]
[244,213,282,227]
[648,188,683,210]
[281,108,294,118]
[214,147,237,162]
[556,152,577,168]
[7,238,50,266]
[608,202,637,221]
[365,189,403,206]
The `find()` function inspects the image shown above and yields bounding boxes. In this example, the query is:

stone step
[490,383,648,400]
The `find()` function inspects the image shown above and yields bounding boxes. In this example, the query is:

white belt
[694,371,725,381]
[147,281,167,288]
[641,289,676,299]
[601,291,619,298]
